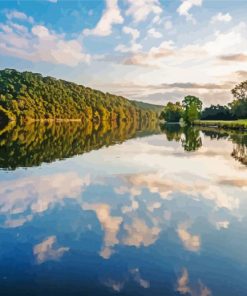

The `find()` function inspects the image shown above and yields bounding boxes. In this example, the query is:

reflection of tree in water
[0,120,160,170]
[161,124,202,152]
[199,126,247,166]
[160,123,183,142]
[181,127,202,152]
[231,134,247,166]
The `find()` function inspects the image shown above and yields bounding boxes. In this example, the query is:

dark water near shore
[0,122,247,295]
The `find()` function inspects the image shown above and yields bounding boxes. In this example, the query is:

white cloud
[148,28,162,38]
[122,26,140,40]
[6,10,34,23]
[177,0,203,23]
[211,12,232,23]
[115,26,142,53]
[126,0,162,23]
[115,42,142,53]
[0,23,90,66]
[83,0,123,37]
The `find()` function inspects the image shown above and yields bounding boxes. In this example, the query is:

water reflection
[0,120,159,170]
[0,123,246,295]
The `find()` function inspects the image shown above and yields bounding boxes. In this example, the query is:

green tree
[182,95,202,124]
[230,81,247,119]
[160,102,183,123]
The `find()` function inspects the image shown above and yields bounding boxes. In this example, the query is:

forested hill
[0,68,162,124]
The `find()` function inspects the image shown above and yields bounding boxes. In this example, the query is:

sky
[0,0,247,106]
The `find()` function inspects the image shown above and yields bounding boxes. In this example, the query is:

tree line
[0,69,161,125]
[159,80,247,123]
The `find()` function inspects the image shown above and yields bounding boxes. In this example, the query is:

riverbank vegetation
[0,69,161,125]
[160,80,247,129]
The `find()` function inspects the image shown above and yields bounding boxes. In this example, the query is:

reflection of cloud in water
[177,268,211,296]
[103,268,149,293]
[177,268,191,294]
[104,279,124,292]
[215,220,230,230]
[82,203,123,259]
[177,223,200,252]
[123,218,160,247]
[4,215,33,228]
[33,236,69,264]
[130,268,150,288]
[0,172,90,226]
[124,172,240,211]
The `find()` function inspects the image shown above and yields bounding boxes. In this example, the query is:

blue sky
[0,0,247,105]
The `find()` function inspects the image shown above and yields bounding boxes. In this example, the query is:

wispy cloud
[6,10,34,23]
[218,53,247,62]
[83,0,123,37]
[211,12,232,23]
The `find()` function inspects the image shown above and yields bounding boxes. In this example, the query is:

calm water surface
[0,123,247,295]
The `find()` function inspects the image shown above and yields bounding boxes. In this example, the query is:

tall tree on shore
[182,95,202,124]
[230,81,247,119]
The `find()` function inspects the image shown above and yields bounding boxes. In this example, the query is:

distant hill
[0,69,162,125]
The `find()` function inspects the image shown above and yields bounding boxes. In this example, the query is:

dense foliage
[201,105,233,120]
[160,96,202,124]
[160,80,247,124]
[182,96,202,124]
[159,102,183,122]
[0,69,161,124]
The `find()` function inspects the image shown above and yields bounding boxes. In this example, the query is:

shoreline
[194,120,247,131]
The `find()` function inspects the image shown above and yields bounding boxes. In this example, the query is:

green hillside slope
[0,69,160,125]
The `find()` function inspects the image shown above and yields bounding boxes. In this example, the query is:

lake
[0,122,246,296]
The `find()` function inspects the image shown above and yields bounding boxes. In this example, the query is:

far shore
[194,120,247,131]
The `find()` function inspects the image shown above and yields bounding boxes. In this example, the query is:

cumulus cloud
[33,236,69,264]
[125,0,162,23]
[211,12,232,23]
[0,20,90,66]
[83,0,123,37]
[177,0,203,23]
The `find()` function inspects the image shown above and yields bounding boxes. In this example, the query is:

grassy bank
[194,120,247,130]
